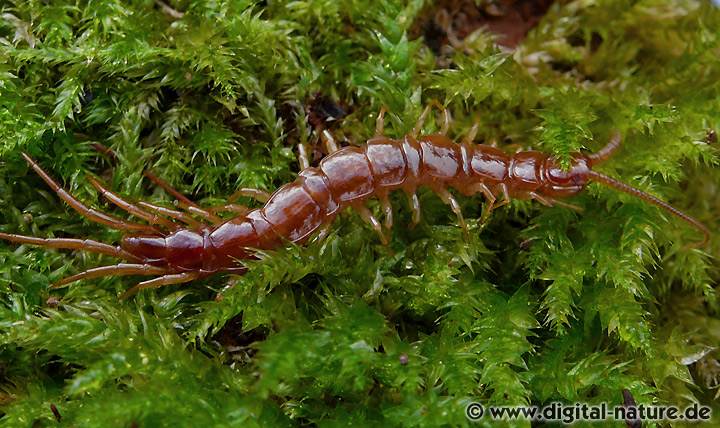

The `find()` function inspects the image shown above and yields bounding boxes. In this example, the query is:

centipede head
[542,155,592,197]
[545,132,709,247]
[540,132,622,198]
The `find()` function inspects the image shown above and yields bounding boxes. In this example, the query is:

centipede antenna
[587,132,622,166]
[587,170,710,248]
[143,170,198,208]
[143,170,223,223]
[137,201,203,228]
[88,176,177,230]
[21,153,159,234]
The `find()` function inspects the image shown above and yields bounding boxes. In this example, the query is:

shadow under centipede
[211,313,267,365]
[409,0,557,58]
[291,273,332,321]
[306,93,350,131]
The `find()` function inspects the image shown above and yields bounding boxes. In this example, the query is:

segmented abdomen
[207,134,539,270]
[239,138,409,246]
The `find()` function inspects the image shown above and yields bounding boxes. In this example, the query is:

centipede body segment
[0,105,710,298]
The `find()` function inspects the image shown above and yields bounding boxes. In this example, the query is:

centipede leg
[353,204,388,245]
[407,192,422,226]
[413,105,431,137]
[480,184,510,220]
[375,106,387,136]
[321,129,339,154]
[413,100,451,136]
[52,263,169,287]
[206,203,250,215]
[529,192,583,212]
[228,188,270,204]
[88,177,177,230]
[21,153,159,234]
[298,143,310,169]
[119,271,200,300]
[312,223,332,244]
[529,192,553,207]
[183,205,224,224]
[434,187,467,232]
[557,199,584,212]
[463,122,480,145]
[431,100,451,135]
[493,183,512,210]
[378,193,394,230]
[137,201,202,228]
[468,182,497,221]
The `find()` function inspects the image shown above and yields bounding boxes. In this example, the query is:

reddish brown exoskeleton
[0,105,710,298]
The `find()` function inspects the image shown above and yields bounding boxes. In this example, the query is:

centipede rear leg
[136,201,202,228]
[178,204,223,224]
[119,271,200,300]
[21,153,159,234]
[98,146,262,223]
[93,157,263,226]
[53,263,169,287]
[87,144,205,228]
[143,171,223,224]
[0,233,139,261]
[88,176,178,230]
[143,170,196,208]
[144,164,268,223]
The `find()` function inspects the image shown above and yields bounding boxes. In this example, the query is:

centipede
[0,103,711,299]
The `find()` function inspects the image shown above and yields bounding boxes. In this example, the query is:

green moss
[0,0,718,426]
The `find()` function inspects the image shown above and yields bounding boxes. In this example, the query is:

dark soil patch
[411,0,556,52]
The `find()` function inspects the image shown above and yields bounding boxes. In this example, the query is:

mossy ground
[0,1,718,427]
